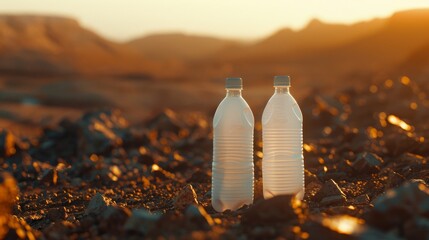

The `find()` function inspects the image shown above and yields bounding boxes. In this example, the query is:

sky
[2,0,429,42]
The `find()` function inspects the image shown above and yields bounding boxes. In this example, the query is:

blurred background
[1,0,429,135]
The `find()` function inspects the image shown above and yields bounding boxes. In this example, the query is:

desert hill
[201,9,429,90]
[307,9,429,80]
[127,33,239,61]
[217,18,387,63]
[396,41,429,79]
[0,15,162,77]
[1,10,429,84]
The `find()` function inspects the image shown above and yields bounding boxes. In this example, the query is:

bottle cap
[274,76,291,87]
[225,77,242,89]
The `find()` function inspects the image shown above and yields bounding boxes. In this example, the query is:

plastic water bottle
[262,76,304,199]
[212,77,254,212]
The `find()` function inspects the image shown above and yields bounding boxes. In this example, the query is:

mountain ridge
[127,33,240,61]
[0,14,163,77]
[0,9,428,84]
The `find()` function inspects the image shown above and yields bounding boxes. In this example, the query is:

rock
[145,109,183,134]
[316,179,346,199]
[354,194,370,205]
[174,184,199,210]
[365,181,429,230]
[47,207,67,222]
[0,130,16,158]
[185,204,214,229]
[404,217,429,240]
[99,206,131,233]
[385,171,405,190]
[320,195,347,206]
[397,153,426,171]
[78,110,130,155]
[0,172,19,215]
[384,132,420,157]
[352,152,383,173]
[43,221,75,240]
[124,209,161,235]
[85,193,115,216]
[242,195,307,226]
[314,179,347,206]
[33,119,79,164]
[38,168,58,185]
[305,169,320,186]
[305,181,323,201]
[79,215,96,231]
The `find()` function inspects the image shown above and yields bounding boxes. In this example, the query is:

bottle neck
[275,86,290,94]
[226,89,242,97]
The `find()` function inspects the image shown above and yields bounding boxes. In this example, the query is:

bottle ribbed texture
[212,134,254,198]
[262,128,304,193]
[212,93,254,212]
[212,133,254,210]
[262,89,304,199]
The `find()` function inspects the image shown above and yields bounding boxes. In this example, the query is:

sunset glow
[2,0,429,41]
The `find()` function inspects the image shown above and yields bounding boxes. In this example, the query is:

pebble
[47,207,67,222]
[124,209,161,235]
[174,184,199,210]
[85,193,115,216]
[185,204,214,228]
[242,195,306,226]
[315,179,347,206]
[365,181,429,230]
[352,152,383,173]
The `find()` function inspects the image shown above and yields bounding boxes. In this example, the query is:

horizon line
[0,7,426,43]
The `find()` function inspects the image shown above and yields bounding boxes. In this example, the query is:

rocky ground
[1,76,429,239]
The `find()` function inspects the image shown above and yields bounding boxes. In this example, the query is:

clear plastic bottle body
[212,89,254,212]
[262,86,304,199]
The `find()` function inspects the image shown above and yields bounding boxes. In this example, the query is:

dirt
[1,76,429,239]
